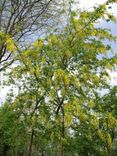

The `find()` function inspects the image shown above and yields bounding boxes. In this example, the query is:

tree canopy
[0,0,117,156]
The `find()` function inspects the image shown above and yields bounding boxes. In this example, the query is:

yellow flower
[6,37,15,52]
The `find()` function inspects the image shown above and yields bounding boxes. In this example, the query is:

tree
[0,0,64,71]
[0,102,27,156]
[0,31,16,71]
[94,86,117,156]
[1,0,117,155]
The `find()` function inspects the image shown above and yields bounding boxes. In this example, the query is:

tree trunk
[61,107,65,156]
[41,150,44,156]
[28,128,34,156]
[2,144,10,156]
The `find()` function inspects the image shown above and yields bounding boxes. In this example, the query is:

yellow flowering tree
[1,0,117,156]
[0,32,16,71]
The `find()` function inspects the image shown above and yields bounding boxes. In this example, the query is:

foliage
[0,0,117,156]
[0,0,64,71]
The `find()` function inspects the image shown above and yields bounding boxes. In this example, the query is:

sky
[0,0,117,104]
[79,0,107,8]
[79,0,117,35]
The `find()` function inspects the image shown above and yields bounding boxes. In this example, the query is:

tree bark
[2,144,10,156]
[28,128,34,156]
[61,107,65,156]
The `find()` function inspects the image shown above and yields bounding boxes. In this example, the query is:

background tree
[0,102,27,156]
[0,0,64,71]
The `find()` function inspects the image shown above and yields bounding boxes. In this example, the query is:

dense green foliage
[0,0,117,156]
